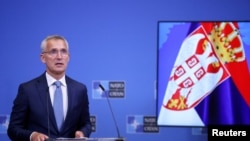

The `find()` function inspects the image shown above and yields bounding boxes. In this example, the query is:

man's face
[40,39,70,78]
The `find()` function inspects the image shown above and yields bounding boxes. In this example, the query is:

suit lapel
[60,77,74,133]
[36,73,59,132]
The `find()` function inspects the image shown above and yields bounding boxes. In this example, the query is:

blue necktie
[53,81,64,130]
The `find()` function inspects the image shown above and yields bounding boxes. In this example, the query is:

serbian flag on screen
[157,22,250,126]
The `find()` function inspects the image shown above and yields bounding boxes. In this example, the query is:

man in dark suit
[8,35,92,141]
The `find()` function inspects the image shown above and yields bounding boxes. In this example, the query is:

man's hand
[75,130,84,138]
[31,131,49,141]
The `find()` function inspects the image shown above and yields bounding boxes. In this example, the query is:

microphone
[46,87,51,138]
[46,87,55,141]
[99,84,125,141]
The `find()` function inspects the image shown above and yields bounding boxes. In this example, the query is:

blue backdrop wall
[0,0,250,141]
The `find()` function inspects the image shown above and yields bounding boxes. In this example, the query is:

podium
[46,137,125,141]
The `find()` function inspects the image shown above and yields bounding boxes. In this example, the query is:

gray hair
[40,35,69,53]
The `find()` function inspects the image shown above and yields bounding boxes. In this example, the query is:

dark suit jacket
[7,72,92,141]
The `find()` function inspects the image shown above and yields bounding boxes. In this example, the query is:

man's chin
[53,69,66,74]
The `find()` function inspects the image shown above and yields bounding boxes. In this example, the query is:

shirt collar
[45,72,66,87]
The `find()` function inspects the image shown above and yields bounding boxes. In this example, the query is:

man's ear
[68,53,70,62]
[40,54,46,63]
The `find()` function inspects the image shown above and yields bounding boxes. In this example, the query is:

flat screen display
[156,21,250,126]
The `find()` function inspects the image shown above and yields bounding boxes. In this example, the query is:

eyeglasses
[43,49,69,57]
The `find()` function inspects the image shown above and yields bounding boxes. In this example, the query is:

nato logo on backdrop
[0,115,9,134]
[90,116,96,132]
[92,80,125,99]
[126,115,159,134]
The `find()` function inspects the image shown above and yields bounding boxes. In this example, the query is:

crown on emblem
[209,22,245,63]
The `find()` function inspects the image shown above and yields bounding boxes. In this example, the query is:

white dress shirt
[46,72,68,120]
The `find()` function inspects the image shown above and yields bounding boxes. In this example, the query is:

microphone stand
[99,84,125,141]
